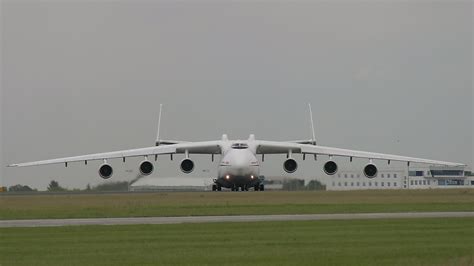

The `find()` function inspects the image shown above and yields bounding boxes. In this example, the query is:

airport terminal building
[326,165,472,191]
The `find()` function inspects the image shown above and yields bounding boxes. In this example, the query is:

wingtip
[7,164,19,167]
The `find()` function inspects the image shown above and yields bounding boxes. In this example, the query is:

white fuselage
[216,141,261,189]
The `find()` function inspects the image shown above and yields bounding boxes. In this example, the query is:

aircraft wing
[256,141,465,166]
[8,141,222,168]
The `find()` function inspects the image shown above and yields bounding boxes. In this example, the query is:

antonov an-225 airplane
[8,104,464,191]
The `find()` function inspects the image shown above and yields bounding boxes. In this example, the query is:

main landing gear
[211,182,264,192]
[212,184,222,191]
[254,183,265,191]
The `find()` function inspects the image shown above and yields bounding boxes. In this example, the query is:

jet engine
[139,160,154,176]
[363,163,378,178]
[323,161,338,175]
[283,158,298,173]
[180,158,195,173]
[99,163,113,179]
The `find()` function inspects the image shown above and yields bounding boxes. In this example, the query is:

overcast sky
[1,1,472,190]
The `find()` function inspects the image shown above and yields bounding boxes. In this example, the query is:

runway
[1,212,473,228]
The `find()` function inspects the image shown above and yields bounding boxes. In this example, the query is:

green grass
[1,189,473,220]
[1,218,473,266]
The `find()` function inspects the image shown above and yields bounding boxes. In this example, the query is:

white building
[407,166,471,189]
[326,169,406,191]
[326,165,472,191]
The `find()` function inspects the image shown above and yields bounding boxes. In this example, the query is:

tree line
[6,180,130,193]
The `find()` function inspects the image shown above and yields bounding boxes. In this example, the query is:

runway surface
[1,212,473,228]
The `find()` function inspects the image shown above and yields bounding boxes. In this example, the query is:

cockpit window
[231,143,248,149]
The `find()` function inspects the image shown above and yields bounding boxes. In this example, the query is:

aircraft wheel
[212,184,217,191]
[259,184,265,191]
[217,185,222,191]
[254,185,259,191]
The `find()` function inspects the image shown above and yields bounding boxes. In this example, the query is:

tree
[282,179,305,191]
[8,184,36,192]
[306,180,326,191]
[93,181,129,192]
[47,180,66,192]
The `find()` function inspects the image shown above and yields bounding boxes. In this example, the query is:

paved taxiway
[1,212,473,228]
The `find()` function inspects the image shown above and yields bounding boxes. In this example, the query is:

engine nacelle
[139,160,154,176]
[180,158,195,174]
[323,161,338,175]
[283,158,298,173]
[99,163,113,179]
[363,163,378,178]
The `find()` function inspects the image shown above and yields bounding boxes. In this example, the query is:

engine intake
[323,161,338,175]
[180,159,194,173]
[363,163,378,178]
[283,158,298,173]
[139,160,154,176]
[99,163,113,179]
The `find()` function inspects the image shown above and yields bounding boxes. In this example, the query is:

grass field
[1,218,472,266]
[1,189,473,220]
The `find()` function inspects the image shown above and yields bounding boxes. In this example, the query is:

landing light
[251,175,254,179]
[226,175,230,180]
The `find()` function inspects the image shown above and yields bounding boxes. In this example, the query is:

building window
[362,182,365,186]
[387,174,391,178]
[356,182,360,186]
[409,171,424,177]
[381,174,384,178]
[394,174,397,178]
[338,174,341,178]
[430,170,464,176]
[332,182,335,186]
[394,182,397,187]
[338,182,341,186]
[344,174,347,178]
[387,182,390,187]
[381,182,384,187]
[351,182,354,187]
[357,174,360,178]
[410,180,414,185]
[344,182,347,186]
[375,182,378,186]
[369,182,372,187]
[351,174,354,178]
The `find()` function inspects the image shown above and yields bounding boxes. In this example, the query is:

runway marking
[1,212,473,228]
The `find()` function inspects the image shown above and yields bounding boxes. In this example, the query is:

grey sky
[1,1,472,190]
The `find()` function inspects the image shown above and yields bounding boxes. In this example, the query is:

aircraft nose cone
[233,156,249,168]
[226,151,254,176]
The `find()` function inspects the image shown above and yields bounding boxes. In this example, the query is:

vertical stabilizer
[308,103,316,145]
[155,104,163,146]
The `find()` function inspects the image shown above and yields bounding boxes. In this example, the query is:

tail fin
[308,103,316,145]
[155,104,163,146]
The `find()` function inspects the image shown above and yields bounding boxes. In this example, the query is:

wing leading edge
[255,141,464,167]
[8,141,222,168]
